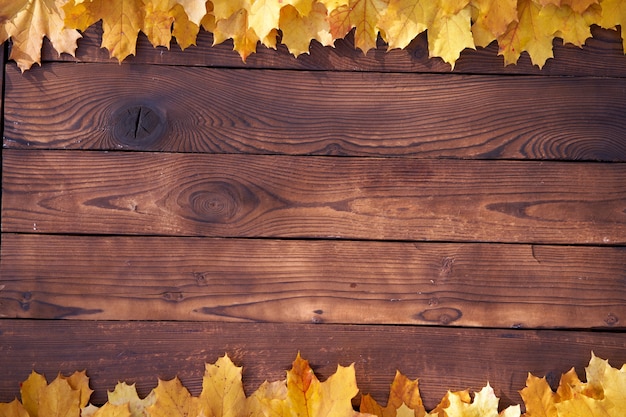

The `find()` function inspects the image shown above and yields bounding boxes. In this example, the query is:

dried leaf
[199,354,246,417]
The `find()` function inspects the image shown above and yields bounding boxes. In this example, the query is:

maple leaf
[107,382,156,417]
[1,0,81,71]
[497,0,558,67]
[20,371,47,417]
[442,384,499,417]
[328,0,389,53]
[598,0,626,52]
[199,354,246,417]
[519,373,558,417]
[285,352,363,417]
[279,2,333,56]
[541,3,595,47]
[212,8,259,60]
[470,0,518,44]
[360,371,426,417]
[249,0,281,41]
[247,380,288,417]
[147,377,200,417]
[38,376,81,417]
[171,3,200,49]
[64,0,143,60]
[377,0,436,50]
[428,4,475,69]
[0,399,29,417]
[58,371,93,412]
[554,394,614,417]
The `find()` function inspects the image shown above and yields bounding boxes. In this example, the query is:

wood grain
[38,24,626,78]
[4,64,626,161]
[1,234,624,328]
[1,320,625,410]
[3,151,625,244]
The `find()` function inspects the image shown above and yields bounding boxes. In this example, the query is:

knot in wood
[112,104,165,148]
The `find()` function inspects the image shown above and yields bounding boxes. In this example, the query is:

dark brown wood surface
[3,150,625,244]
[1,320,625,411]
[5,63,626,160]
[2,18,626,416]
[40,24,626,77]
[2,234,624,328]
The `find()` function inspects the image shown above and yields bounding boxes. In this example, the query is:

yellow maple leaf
[1,0,81,71]
[60,371,93,410]
[360,371,426,417]
[143,0,176,47]
[428,4,475,69]
[328,0,388,53]
[555,367,585,402]
[171,3,200,49]
[442,384,500,417]
[519,373,558,417]
[176,0,207,24]
[247,380,288,417]
[199,354,246,417]
[107,382,156,417]
[497,0,558,67]
[377,0,436,50]
[213,8,259,60]
[249,0,281,41]
[470,0,518,41]
[38,377,81,417]
[20,371,47,417]
[285,352,362,417]
[64,0,142,60]
[147,377,200,417]
[598,0,626,52]
[540,3,596,47]
[0,399,29,417]
[279,2,333,56]
[554,394,613,417]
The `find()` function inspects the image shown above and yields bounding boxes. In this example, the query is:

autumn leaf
[328,0,389,53]
[38,376,81,417]
[441,384,500,417]
[20,371,47,417]
[247,380,288,417]
[428,4,475,68]
[60,371,93,409]
[212,8,259,61]
[0,399,29,417]
[285,352,363,417]
[377,0,436,50]
[470,0,517,45]
[107,382,156,417]
[497,0,558,67]
[519,373,558,417]
[279,2,333,56]
[360,371,426,417]
[147,377,200,417]
[199,354,246,417]
[1,0,81,71]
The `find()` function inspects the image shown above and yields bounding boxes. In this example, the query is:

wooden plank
[40,24,626,77]
[3,151,625,244]
[1,234,624,328]
[0,320,625,410]
[4,64,626,161]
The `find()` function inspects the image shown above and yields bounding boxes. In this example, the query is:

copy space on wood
[3,151,625,244]
[4,64,626,161]
[1,234,624,328]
